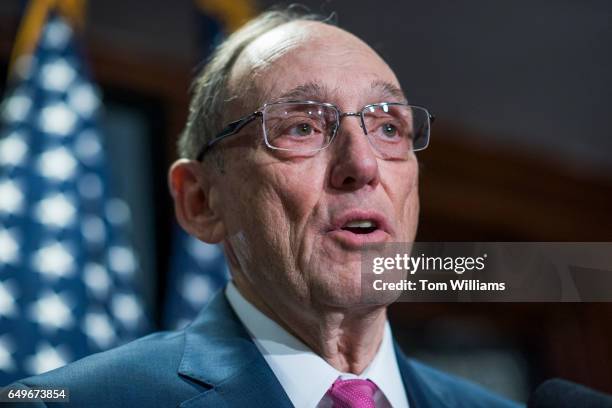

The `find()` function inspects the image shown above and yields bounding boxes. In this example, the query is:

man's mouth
[341,220,378,235]
[326,210,392,248]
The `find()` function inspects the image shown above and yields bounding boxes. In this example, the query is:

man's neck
[232,277,387,375]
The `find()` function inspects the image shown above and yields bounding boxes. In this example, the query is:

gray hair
[177,5,336,161]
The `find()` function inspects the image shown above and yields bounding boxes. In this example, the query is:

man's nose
[328,117,380,191]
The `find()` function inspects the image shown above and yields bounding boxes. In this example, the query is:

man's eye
[381,123,398,137]
[290,123,314,136]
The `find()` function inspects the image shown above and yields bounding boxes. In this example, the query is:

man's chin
[304,247,400,308]
[309,273,397,311]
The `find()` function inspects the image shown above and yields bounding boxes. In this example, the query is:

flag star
[34,193,76,228]
[0,335,16,372]
[77,173,103,199]
[83,312,116,349]
[40,57,76,92]
[108,246,137,278]
[29,291,73,331]
[111,294,142,329]
[38,101,78,136]
[105,198,131,226]
[42,18,72,50]
[74,130,102,164]
[0,279,19,318]
[0,179,24,215]
[0,228,20,265]
[1,93,32,122]
[83,263,111,299]
[24,342,69,375]
[181,273,213,308]
[0,131,28,166]
[81,215,106,245]
[37,146,78,181]
[32,242,75,279]
[68,83,99,116]
[188,237,221,263]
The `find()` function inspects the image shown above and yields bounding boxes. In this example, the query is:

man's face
[210,21,419,309]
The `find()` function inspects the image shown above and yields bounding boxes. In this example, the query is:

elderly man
[5,7,522,408]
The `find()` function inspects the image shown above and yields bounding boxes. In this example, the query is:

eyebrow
[269,80,408,105]
[275,82,332,102]
[371,80,408,103]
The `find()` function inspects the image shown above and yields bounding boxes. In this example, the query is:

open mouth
[341,220,378,234]
[326,210,391,248]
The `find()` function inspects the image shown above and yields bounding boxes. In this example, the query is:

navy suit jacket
[6,292,523,407]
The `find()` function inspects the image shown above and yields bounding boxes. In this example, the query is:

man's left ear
[168,159,226,243]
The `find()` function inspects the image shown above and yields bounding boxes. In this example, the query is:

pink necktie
[326,378,379,408]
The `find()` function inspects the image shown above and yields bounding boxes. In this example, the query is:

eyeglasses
[195,100,434,161]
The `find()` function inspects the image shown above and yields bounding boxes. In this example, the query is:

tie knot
[326,378,379,408]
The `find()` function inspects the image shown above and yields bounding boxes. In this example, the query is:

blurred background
[0,0,611,402]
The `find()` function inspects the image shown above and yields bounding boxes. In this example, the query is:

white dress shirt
[225,281,410,408]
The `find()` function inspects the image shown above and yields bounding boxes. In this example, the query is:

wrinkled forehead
[228,21,404,110]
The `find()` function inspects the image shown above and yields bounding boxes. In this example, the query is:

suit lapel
[182,359,294,408]
[394,341,451,408]
[177,290,456,408]
[178,291,293,408]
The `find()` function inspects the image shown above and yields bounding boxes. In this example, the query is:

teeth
[345,220,375,228]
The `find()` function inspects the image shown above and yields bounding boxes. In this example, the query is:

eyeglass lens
[262,102,429,158]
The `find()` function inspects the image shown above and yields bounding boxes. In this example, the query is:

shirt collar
[225,281,409,408]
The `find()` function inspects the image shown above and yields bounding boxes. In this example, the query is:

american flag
[161,1,247,330]
[163,228,229,330]
[0,14,150,385]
